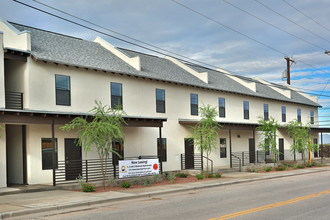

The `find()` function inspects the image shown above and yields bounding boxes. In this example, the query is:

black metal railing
[5,91,23,110]
[180,153,213,173]
[55,159,114,185]
[231,154,242,171]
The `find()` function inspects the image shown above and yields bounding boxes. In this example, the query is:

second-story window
[55,74,70,106]
[111,82,122,109]
[310,110,314,124]
[191,93,198,116]
[282,106,286,122]
[297,108,301,122]
[264,104,269,120]
[156,89,165,113]
[219,98,225,118]
[243,101,249,119]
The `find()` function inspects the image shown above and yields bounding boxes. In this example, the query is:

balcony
[5,91,23,110]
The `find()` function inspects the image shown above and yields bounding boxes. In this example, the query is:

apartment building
[0,20,325,187]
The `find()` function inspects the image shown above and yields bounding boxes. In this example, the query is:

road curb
[1,168,329,219]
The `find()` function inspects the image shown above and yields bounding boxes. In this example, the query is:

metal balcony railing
[5,91,23,110]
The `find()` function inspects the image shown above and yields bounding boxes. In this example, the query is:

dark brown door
[185,138,194,169]
[112,141,124,165]
[65,138,82,180]
[249,138,255,163]
[279,138,284,161]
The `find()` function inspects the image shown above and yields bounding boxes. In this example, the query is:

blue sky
[0,0,329,127]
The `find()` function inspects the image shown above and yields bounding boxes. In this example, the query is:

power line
[12,0,330,99]
[282,0,330,33]
[255,0,330,45]
[222,0,326,50]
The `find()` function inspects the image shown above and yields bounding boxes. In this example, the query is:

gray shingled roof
[9,22,320,107]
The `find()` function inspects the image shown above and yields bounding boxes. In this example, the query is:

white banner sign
[118,159,159,178]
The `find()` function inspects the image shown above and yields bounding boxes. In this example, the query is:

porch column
[159,126,162,173]
[321,132,323,163]
[253,128,256,164]
[52,119,56,186]
[229,128,232,168]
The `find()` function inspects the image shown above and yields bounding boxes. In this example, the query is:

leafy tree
[61,101,126,188]
[286,119,317,165]
[190,104,221,176]
[256,116,280,167]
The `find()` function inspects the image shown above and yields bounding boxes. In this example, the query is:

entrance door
[248,138,255,163]
[65,138,82,180]
[279,138,284,160]
[112,140,124,165]
[184,138,194,169]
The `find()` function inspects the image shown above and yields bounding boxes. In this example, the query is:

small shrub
[207,174,214,178]
[245,165,259,172]
[262,165,272,172]
[108,178,119,187]
[293,164,298,169]
[215,172,222,178]
[152,174,164,182]
[275,164,288,171]
[176,173,188,178]
[121,181,131,188]
[81,182,95,192]
[166,173,176,183]
[143,179,151,187]
[195,174,204,180]
[297,164,305,169]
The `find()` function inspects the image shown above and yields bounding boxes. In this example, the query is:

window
[220,138,227,158]
[55,75,70,106]
[156,89,165,113]
[111,82,122,109]
[190,93,198,116]
[264,104,269,120]
[310,110,314,124]
[157,138,167,162]
[243,101,249,119]
[42,138,58,170]
[112,140,124,165]
[282,106,286,122]
[219,98,225,118]
[297,108,301,122]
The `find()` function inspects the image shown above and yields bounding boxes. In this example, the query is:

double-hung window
[190,94,198,116]
[310,110,314,124]
[243,101,249,120]
[55,75,70,106]
[264,104,269,120]
[282,106,286,122]
[219,98,225,118]
[220,138,227,158]
[297,108,301,122]
[111,82,122,109]
[156,89,165,113]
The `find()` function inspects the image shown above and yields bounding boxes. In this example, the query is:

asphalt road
[13,171,330,220]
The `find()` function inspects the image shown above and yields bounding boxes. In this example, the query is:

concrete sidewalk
[1,166,330,219]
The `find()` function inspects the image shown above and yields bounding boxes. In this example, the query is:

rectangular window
[157,138,167,162]
[56,75,70,106]
[190,93,198,116]
[111,82,122,109]
[42,138,58,170]
[243,101,249,119]
[156,89,165,113]
[219,98,225,118]
[297,108,301,122]
[310,110,314,124]
[264,104,269,120]
[220,138,227,158]
[282,106,286,122]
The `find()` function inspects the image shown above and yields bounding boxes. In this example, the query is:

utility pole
[284,57,295,85]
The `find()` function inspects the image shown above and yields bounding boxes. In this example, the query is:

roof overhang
[310,127,330,133]
[4,48,30,62]
[0,109,167,127]
[179,118,258,130]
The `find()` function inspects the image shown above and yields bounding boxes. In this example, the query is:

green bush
[166,173,176,183]
[121,181,131,188]
[293,164,298,169]
[207,174,214,178]
[195,174,204,180]
[275,164,288,171]
[245,165,259,172]
[81,182,96,192]
[262,165,273,172]
[152,174,164,182]
[176,173,188,178]
[215,173,222,178]
[143,179,151,187]
[297,164,305,169]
